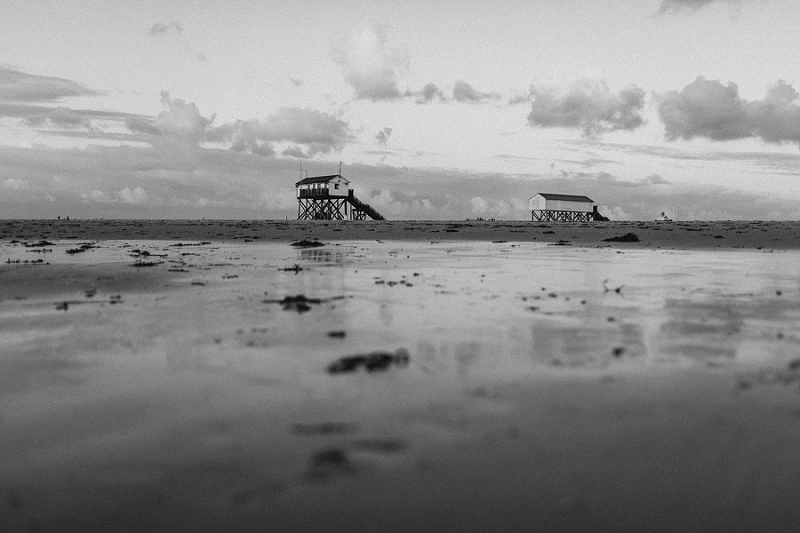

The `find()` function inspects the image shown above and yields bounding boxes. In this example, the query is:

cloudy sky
[3,0,800,220]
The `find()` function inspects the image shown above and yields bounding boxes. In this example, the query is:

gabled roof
[295,174,350,186]
[531,192,594,203]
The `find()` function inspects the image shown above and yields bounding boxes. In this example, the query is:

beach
[5,219,800,249]
[2,219,800,532]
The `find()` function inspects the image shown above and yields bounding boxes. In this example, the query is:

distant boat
[655,211,672,222]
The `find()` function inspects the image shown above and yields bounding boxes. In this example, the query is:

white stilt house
[529,193,599,222]
[295,173,385,221]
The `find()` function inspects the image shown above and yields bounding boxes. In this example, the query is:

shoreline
[2,219,800,250]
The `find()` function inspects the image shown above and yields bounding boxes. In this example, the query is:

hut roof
[295,174,350,187]
[532,193,594,203]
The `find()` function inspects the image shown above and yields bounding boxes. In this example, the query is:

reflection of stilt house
[529,193,603,222]
[296,174,385,221]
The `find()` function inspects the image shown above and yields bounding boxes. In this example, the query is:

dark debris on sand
[277,295,319,312]
[291,239,325,248]
[279,264,303,273]
[65,242,98,254]
[327,348,410,374]
[24,240,54,247]
[305,448,354,480]
[602,233,640,243]
[168,241,211,247]
[263,294,345,313]
[292,422,356,436]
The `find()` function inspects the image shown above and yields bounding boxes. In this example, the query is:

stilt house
[295,174,385,221]
[529,193,600,222]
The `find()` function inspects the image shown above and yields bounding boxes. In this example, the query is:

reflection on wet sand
[2,239,800,531]
[300,247,345,265]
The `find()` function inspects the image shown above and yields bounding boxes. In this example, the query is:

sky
[2,0,800,221]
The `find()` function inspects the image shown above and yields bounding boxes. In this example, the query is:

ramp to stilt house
[346,191,385,220]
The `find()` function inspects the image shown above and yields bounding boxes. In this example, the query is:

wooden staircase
[347,191,385,220]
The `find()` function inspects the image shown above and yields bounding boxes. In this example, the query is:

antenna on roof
[338,161,342,175]
[305,169,308,179]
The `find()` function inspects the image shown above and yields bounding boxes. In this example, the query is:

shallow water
[2,240,800,532]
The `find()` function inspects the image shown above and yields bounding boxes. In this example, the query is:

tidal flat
[2,222,800,532]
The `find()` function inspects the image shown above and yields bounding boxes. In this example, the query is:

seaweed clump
[602,233,640,243]
[291,240,324,248]
[327,349,410,374]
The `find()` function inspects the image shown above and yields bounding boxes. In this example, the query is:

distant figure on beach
[655,211,672,222]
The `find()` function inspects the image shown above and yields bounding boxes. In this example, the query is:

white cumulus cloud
[119,186,148,204]
[470,196,489,213]
[659,0,741,13]
[331,19,408,101]
[658,77,800,146]
[527,79,646,137]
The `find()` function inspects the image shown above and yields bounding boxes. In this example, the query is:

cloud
[280,146,306,158]
[659,0,739,13]
[592,172,672,188]
[0,101,145,124]
[353,187,439,217]
[81,190,114,203]
[124,114,161,136]
[347,162,800,221]
[508,93,532,105]
[125,91,217,145]
[0,66,102,103]
[260,188,296,211]
[470,196,489,213]
[2,85,352,157]
[119,186,148,204]
[0,100,154,144]
[146,21,206,61]
[119,93,352,157]
[80,187,149,205]
[330,21,498,105]
[147,21,183,36]
[4,141,800,221]
[0,142,320,218]
[376,127,392,146]
[452,80,499,103]
[331,19,408,101]
[527,79,646,137]
[154,92,216,141]
[223,107,353,157]
[658,77,800,145]
[23,106,93,130]
[413,83,446,104]
[468,196,523,217]
[643,173,672,185]
[4,178,29,190]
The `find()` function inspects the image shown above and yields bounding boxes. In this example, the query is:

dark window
[334,184,339,189]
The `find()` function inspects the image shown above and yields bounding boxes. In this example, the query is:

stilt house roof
[295,174,350,187]
[531,193,594,203]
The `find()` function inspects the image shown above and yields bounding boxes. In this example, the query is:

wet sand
[2,220,800,532]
